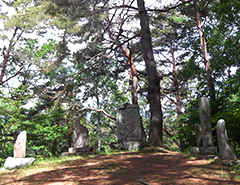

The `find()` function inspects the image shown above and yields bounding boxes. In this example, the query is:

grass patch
[139,146,169,154]
[139,170,147,174]
[1,148,240,185]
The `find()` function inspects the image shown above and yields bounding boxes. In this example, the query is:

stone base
[61,147,94,157]
[61,151,97,157]
[190,146,218,156]
[109,141,145,151]
[4,157,35,170]
[0,168,6,172]
[195,155,217,160]
[68,147,90,153]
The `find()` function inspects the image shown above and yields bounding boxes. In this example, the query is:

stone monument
[199,97,213,147]
[73,117,89,148]
[217,119,237,160]
[3,131,35,170]
[190,97,218,157]
[14,131,27,158]
[194,123,202,147]
[62,117,91,156]
[110,103,146,151]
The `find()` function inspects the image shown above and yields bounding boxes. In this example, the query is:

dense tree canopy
[0,0,240,165]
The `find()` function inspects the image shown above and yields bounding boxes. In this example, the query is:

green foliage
[2,0,49,29]
[27,107,68,157]
[174,98,200,149]
[0,85,70,167]
[169,16,186,23]
[211,74,240,157]
[25,39,55,60]
[0,85,31,166]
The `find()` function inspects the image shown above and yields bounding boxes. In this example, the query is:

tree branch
[0,68,44,85]
[101,121,118,139]
[76,107,116,121]
[109,0,193,13]
[163,128,180,147]
[138,179,151,185]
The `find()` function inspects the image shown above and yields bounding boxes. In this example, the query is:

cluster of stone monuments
[190,97,238,161]
[62,103,146,156]
[2,98,239,170]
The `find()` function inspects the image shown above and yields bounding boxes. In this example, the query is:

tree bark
[137,0,163,146]
[105,13,139,105]
[170,41,186,151]
[0,27,19,84]
[97,112,101,152]
[64,109,72,148]
[193,0,215,102]
[52,96,61,156]
[120,46,138,105]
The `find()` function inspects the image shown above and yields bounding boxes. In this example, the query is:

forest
[0,0,239,167]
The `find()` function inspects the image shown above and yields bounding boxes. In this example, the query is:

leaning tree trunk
[120,46,138,105]
[137,0,163,146]
[0,27,24,85]
[193,0,215,102]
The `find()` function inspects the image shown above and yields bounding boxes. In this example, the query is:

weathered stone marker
[14,131,27,158]
[3,131,35,170]
[199,97,213,147]
[109,103,145,151]
[190,97,217,157]
[217,119,237,160]
[73,117,89,148]
[117,103,145,142]
[67,117,90,154]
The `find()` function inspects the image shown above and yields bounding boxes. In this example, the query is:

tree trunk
[171,42,181,116]
[193,0,215,102]
[171,41,186,151]
[0,27,20,84]
[96,93,101,152]
[97,112,101,152]
[117,44,138,105]
[65,110,72,148]
[52,97,61,156]
[137,0,163,146]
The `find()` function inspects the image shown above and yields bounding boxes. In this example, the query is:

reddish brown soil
[1,147,240,185]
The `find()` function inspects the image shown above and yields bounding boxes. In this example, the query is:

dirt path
[1,147,240,185]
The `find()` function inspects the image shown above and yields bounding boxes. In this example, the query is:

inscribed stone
[117,103,144,142]
[73,117,89,148]
[14,131,27,158]
[199,97,213,147]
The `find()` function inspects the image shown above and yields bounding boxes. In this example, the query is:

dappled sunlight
[1,149,240,185]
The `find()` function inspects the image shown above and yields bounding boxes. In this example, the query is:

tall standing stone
[73,117,89,148]
[199,97,213,147]
[217,119,237,160]
[117,103,145,142]
[14,131,27,158]
[190,97,217,157]
[64,118,91,155]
